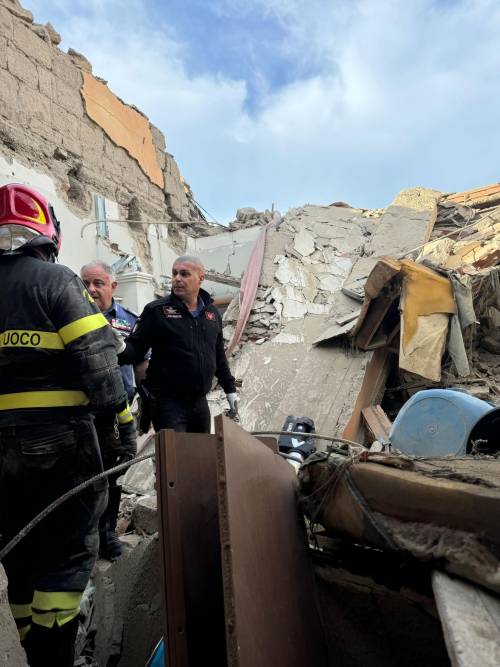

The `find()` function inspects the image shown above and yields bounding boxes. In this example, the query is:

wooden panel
[156,430,226,667]
[342,347,392,443]
[433,570,500,666]
[361,405,392,443]
[215,415,327,667]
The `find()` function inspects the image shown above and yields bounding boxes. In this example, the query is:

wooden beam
[433,570,500,666]
[361,405,392,444]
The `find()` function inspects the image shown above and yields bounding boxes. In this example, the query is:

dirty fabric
[400,260,456,350]
[226,219,275,354]
[399,311,449,381]
[446,274,477,377]
[298,451,500,594]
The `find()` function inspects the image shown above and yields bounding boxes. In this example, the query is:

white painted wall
[0,157,261,309]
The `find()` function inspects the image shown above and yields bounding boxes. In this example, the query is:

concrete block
[132,493,157,535]
[0,36,7,69]
[67,48,92,73]
[93,535,162,667]
[150,123,166,151]
[0,67,19,121]
[52,50,82,89]
[121,437,155,494]
[7,47,37,88]
[80,120,104,153]
[61,132,82,157]
[13,20,52,68]
[30,117,58,144]
[19,81,51,124]
[44,22,60,45]
[51,101,79,139]
[37,66,54,99]
[0,6,13,37]
[54,75,84,117]
[0,564,28,666]
[1,1,33,24]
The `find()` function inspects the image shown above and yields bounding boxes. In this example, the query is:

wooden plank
[156,430,226,667]
[432,570,500,666]
[256,436,278,452]
[215,415,327,667]
[342,347,392,443]
[355,293,396,350]
[361,405,392,443]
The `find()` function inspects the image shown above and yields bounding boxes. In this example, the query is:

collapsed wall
[0,0,208,291]
[224,190,440,438]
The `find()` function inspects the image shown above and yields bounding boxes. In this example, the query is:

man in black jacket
[0,184,135,666]
[120,255,238,433]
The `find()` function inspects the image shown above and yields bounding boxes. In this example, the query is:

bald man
[119,256,238,433]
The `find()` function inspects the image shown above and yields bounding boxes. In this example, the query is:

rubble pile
[223,203,371,346]
[228,207,276,230]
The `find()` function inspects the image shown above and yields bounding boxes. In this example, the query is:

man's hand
[226,392,240,413]
[110,326,126,355]
[115,420,137,463]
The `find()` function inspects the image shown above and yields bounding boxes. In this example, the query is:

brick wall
[0,0,205,272]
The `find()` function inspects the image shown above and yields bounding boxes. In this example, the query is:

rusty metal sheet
[215,415,327,667]
[156,430,226,667]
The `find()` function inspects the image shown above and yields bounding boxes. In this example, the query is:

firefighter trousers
[152,395,211,433]
[0,415,107,667]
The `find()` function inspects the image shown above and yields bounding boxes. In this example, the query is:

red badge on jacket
[206,311,216,321]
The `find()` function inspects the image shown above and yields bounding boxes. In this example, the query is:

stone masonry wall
[0,0,205,273]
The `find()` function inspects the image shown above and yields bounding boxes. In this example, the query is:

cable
[0,452,154,562]
[80,217,227,238]
[0,430,362,561]
[251,430,363,448]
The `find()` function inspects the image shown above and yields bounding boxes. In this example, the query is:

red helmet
[0,183,61,255]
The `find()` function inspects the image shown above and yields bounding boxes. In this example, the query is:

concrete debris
[93,535,161,667]
[228,207,278,230]
[0,564,28,666]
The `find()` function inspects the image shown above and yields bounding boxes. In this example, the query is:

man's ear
[111,280,118,292]
[199,271,205,284]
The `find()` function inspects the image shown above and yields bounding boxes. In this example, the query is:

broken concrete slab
[120,435,155,494]
[342,188,440,299]
[132,493,157,535]
[0,564,28,666]
[93,535,161,667]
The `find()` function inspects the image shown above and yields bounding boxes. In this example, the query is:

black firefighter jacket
[0,253,128,427]
[121,288,236,400]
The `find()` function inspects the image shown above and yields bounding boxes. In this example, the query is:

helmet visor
[0,224,40,253]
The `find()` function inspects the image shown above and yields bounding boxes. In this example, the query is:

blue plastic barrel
[389,389,496,456]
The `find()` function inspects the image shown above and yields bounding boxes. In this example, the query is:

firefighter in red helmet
[0,183,135,666]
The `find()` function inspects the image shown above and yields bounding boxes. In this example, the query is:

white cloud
[26,0,500,221]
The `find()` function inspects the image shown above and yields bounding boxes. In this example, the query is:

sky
[27,0,500,223]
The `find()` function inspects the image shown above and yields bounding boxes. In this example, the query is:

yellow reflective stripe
[32,591,81,628]
[18,624,31,641]
[0,390,89,410]
[0,330,64,350]
[58,313,108,345]
[117,405,133,425]
[10,603,32,619]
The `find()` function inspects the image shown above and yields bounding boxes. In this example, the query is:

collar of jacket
[168,287,213,312]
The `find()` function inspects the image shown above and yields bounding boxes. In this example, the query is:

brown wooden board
[155,430,226,667]
[342,347,392,443]
[215,415,327,667]
[361,405,392,443]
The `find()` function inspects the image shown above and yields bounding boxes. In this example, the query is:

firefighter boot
[98,484,123,560]
[24,616,79,667]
